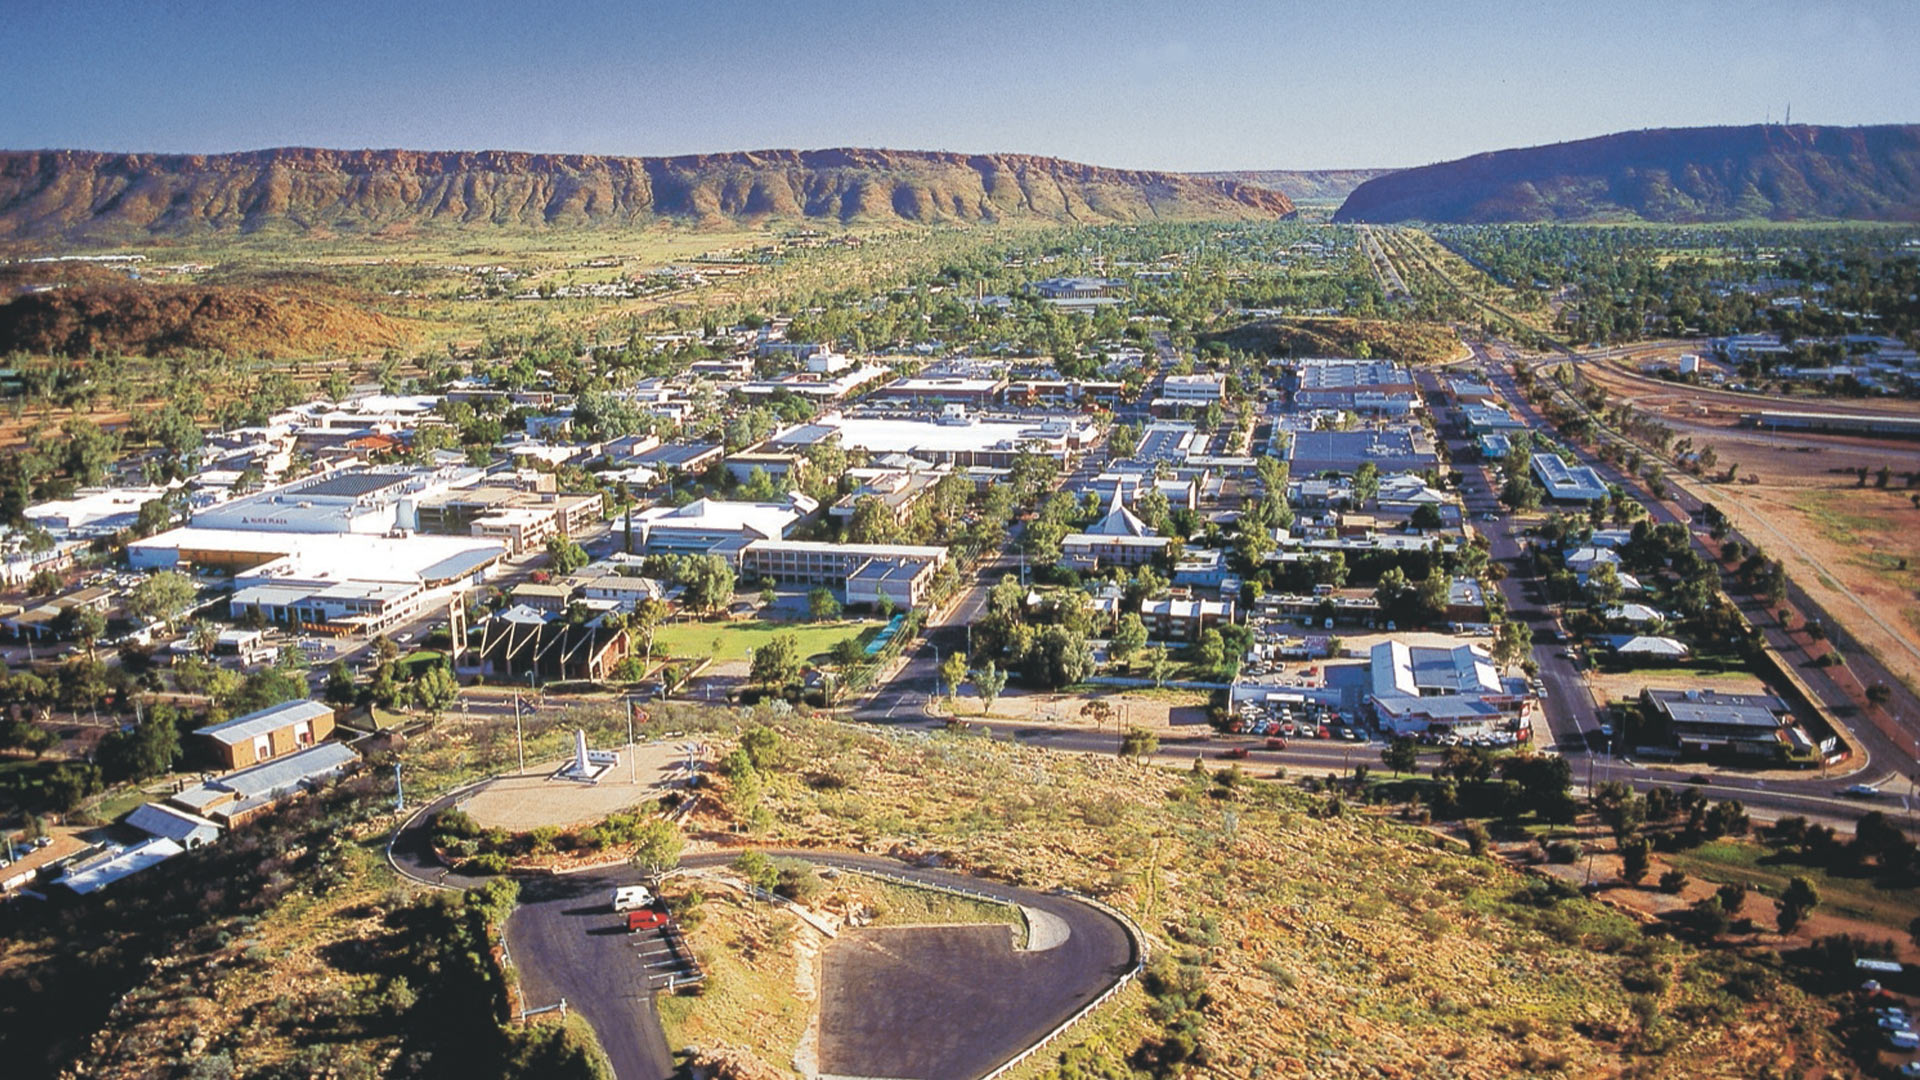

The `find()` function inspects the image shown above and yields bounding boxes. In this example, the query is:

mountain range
[1195,168,1396,203]
[1333,124,1920,223]
[0,147,1293,246]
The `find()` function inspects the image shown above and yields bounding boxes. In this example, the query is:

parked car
[626,909,671,933]
[1888,1029,1920,1052]
[611,885,654,913]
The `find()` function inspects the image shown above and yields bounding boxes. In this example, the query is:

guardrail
[977,888,1150,1080]
[812,856,1152,1080]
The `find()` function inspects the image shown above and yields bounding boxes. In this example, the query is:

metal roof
[194,699,333,745]
[217,741,359,800]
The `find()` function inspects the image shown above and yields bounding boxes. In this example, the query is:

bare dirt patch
[1586,666,1768,703]
[456,743,695,831]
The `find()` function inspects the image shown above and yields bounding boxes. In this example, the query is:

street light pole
[514,694,526,775]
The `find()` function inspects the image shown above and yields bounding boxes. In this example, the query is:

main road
[1476,339,1920,807]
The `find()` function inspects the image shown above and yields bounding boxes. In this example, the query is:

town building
[872,375,1008,407]
[815,413,1095,468]
[739,539,948,608]
[55,837,186,895]
[1531,453,1610,503]
[192,465,483,535]
[194,700,337,771]
[1062,491,1171,570]
[1292,359,1421,415]
[477,619,632,682]
[1284,425,1438,476]
[630,494,816,557]
[126,802,221,849]
[415,481,603,555]
[168,742,362,828]
[25,486,174,538]
[1369,640,1531,736]
[741,363,892,402]
[1640,688,1801,760]
[1140,596,1235,641]
[140,530,504,634]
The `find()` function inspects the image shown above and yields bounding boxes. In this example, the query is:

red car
[626,909,671,932]
[1265,737,1289,750]
[1220,746,1251,760]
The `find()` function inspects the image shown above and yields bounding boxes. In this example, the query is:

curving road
[389,799,1139,1080]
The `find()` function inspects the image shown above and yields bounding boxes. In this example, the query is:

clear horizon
[4,0,1917,172]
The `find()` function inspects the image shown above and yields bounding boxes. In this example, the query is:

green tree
[1620,836,1651,885]
[323,660,358,707]
[680,555,737,615]
[1777,876,1820,933]
[632,597,671,662]
[53,605,106,661]
[732,850,778,896]
[630,818,685,878]
[1147,644,1174,689]
[410,664,460,719]
[939,651,969,703]
[1031,625,1094,689]
[1119,726,1160,764]
[1193,628,1225,672]
[544,535,589,575]
[1381,737,1418,776]
[96,711,180,783]
[845,495,900,544]
[121,572,194,630]
[751,631,803,689]
[1351,461,1380,505]
[1110,612,1148,670]
[1500,474,1543,512]
[808,586,842,622]
[972,660,1008,714]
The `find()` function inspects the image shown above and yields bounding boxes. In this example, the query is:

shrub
[1658,869,1688,894]
[459,853,511,876]
[1463,821,1490,856]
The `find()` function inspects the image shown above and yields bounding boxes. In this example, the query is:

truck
[611,885,654,912]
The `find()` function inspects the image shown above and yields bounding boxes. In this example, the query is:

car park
[1889,1029,1920,1052]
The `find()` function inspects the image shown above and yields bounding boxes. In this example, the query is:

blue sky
[4,0,1917,170]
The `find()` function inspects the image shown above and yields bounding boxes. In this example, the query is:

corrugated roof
[217,741,360,800]
[194,699,333,745]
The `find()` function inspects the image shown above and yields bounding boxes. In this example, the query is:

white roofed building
[1369,640,1532,736]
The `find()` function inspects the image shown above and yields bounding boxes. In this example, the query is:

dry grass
[666,711,1851,1079]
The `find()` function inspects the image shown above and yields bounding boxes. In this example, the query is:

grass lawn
[649,619,882,664]
[1660,838,1920,932]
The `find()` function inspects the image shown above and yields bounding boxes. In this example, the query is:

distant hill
[1333,124,1920,223]
[0,146,1294,246]
[1195,168,1396,203]
[0,284,410,357]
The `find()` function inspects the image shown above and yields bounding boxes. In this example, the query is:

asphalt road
[389,799,1139,1080]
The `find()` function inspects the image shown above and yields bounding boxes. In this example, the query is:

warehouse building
[194,700,336,771]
